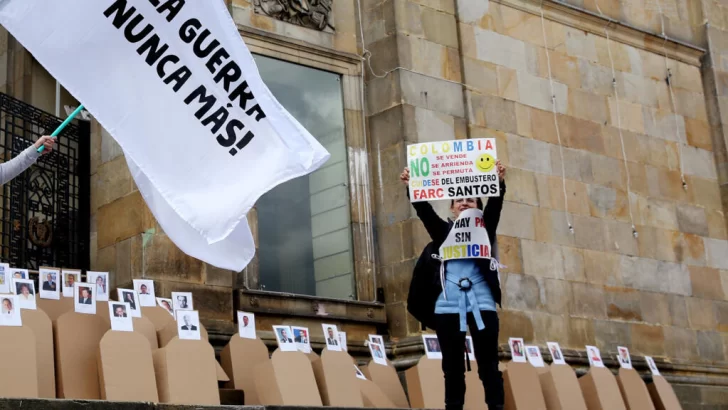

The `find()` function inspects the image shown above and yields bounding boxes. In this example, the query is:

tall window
[253,54,355,300]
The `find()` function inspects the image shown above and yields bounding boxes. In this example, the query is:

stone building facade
[0,0,727,407]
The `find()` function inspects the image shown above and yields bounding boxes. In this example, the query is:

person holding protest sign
[0,136,54,185]
[401,159,507,410]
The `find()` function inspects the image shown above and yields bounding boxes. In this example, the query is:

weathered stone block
[91,155,134,214]
[579,59,613,96]
[517,71,568,113]
[468,92,517,133]
[496,66,518,101]
[583,250,622,286]
[687,297,717,330]
[529,312,568,344]
[462,57,498,95]
[640,292,671,325]
[550,145,596,184]
[504,168,539,206]
[677,204,709,237]
[474,28,527,71]
[499,310,535,344]
[689,176,723,211]
[630,323,665,355]
[697,331,726,362]
[498,236,523,275]
[400,69,464,117]
[608,98,645,134]
[522,240,564,279]
[97,192,155,250]
[421,5,458,48]
[507,133,552,174]
[605,287,642,321]
[705,238,728,270]
[557,114,606,155]
[503,273,541,311]
[684,117,713,150]
[683,146,718,180]
[667,294,690,327]
[591,154,627,191]
[378,223,404,265]
[568,88,609,124]
[528,106,557,144]
[569,283,607,319]
[562,246,586,282]
[455,0,488,24]
[716,301,728,332]
[566,317,596,348]
[587,185,628,221]
[663,327,699,361]
[573,215,609,252]
[496,201,536,240]
[412,106,458,143]
[143,233,204,284]
[541,277,572,315]
[605,219,639,256]
[204,264,233,288]
[594,320,632,350]
[690,266,725,300]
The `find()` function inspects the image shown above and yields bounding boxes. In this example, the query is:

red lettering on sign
[475,217,484,227]
[485,140,493,150]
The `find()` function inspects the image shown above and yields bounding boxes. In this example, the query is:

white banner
[438,208,492,261]
[0,0,330,270]
[408,138,499,202]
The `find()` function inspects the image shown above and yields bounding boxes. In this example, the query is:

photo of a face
[645,356,660,375]
[548,342,564,364]
[618,346,632,369]
[10,269,28,280]
[369,334,384,347]
[509,338,526,363]
[108,302,133,332]
[422,335,442,359]
[62,270,80,297]
[237,311,256,339]
[354,365,366,380]
[292,326,311,353]
[176,310,201,340]
[13,279,36,310]
[117,288,141,318]
[87,272,109,301]
[157,298,174,316]
[464,336,475,361]
[586,345,605,368]
[526,346,545,367]
[74,283,96,314]
[322,323,342,351]
[0,263,9,293]
[272,325,297,352]
[369,342,387,366]
[133,279,156,307]
[0,295,21,326]
[39,267,60,300]
[171,292,193,312]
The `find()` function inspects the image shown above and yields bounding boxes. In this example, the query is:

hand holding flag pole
[37,104,85,153]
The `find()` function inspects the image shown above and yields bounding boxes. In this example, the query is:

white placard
[526,345,545,368]
[439,208,492,261]
[13,279,36,310]
[117,288,141,318]
[74,282,96,315]
[273,325,297,352]
[423,334,442,360]
[0,263,10,294]
[177,310,201,340]
[354,365,367,380]
[292,326,311,353]
[369,342,387,366]
[39,267,60,300]
[156,298,175,316]
[87,271,110,302]
[368,334,384,347]
[237,311,256,339]
[586,345,605,368]
[62,270,81,298]
[617,346,632,369]
[509,338,526,363]
[465,336,475,362]
[133,279,156,307]
[407,138,499,202]
[547,342,566,365]
[322,324,342,351]
[645,356,660,376]
[0,295,22,326]
[339,331,348,352]
[108,301,133,332]
[9,268,28,281]
[171,292,193,312]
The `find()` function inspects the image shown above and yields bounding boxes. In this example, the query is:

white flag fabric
[0,0,331,270]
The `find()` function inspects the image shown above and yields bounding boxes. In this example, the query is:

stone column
[363,0,467,337]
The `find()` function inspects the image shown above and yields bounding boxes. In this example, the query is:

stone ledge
[0,400,407,410]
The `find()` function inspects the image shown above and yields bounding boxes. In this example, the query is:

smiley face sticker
[475,153,496,173]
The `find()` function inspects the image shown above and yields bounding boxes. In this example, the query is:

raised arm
[0,136,55,185]
[401,167,449,244]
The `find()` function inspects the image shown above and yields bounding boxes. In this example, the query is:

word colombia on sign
[408,138,499,202]
[0,0,330,271]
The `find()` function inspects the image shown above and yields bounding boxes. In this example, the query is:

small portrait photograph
[87,271,109,302]
[13,279,37,310]
[157,298,175,317]
[617,346,632,369]
[509,338,526,363]
[586,345,605,368]
[133,279,156,307]
[272,325,297,352]
[354,365,367,380]
[0,263,9,294]
[547,342,566,365]
[108,302,133,332]
[171,291,193,311]
[322,323,342,352]
[0,295,22,326]
[39,267,61,300]
[10,268,28,280]
[368,334,384,347]
[464,336,475,361]
[526,345,545,368]
[74,283,96,315]
[62,270,81,298]
[292,326,311,353]
[369,342,387,366]
[422,334,442,360]
[645,356,660,376]
[117,288,142,318]
[176,310,201,340]
[339,331,348,352]
[237,311,256,339]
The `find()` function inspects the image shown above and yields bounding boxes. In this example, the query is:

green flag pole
[37,104,85,153]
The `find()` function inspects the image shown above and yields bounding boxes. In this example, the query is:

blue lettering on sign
[453,141,462,152]
[467,140,474,151]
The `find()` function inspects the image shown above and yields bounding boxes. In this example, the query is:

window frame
[238,27,377,305]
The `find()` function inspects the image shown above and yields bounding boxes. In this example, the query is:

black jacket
[406,181,506,331]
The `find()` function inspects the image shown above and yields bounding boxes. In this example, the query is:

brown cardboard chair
[361,360,410,408]
[254,349,323,406]
[616,368,655,410]
[220,335,269,404]
[141,306,175,331]
[405,356,444,409]
[579,367,627,410]
[0,326,39,398]
[53,311,108,399]
[21,309,56,398]
[133,316,159,350]
[539,363,588,410]
[359,378,397,408]
[311,349,364,407]
[647,375,682,410]
[36,294,73,321]
[97,330,159,402]
[503,361,548,409]
[153,337,219,405]
[157,320,228,382]
[464,361,486,410]
[95,301,110,325]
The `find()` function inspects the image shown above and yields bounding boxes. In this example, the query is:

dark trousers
[435,310,504,410]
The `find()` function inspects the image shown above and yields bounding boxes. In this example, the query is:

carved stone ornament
[254,0,334,32]
[29,217,52,248]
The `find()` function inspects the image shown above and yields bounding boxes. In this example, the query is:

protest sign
[408,139,499,202]
[438,209,491,261]
[0,0,330,271]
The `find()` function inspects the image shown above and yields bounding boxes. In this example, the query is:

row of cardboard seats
[1,295,682,409]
